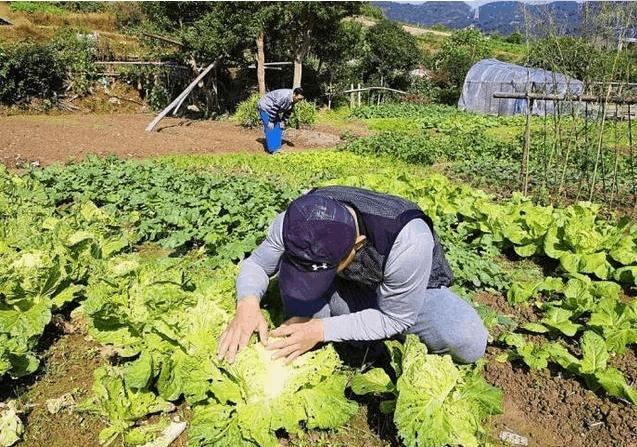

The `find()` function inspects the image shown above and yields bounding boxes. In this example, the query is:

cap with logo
[280,194,357,315]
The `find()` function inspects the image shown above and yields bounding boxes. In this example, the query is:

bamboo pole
[145,59,220,132]
[493,91,637,104]
[343,86,408,95]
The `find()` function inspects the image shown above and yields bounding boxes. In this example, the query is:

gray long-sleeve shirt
[236,211,435,342]
[257,89,294,123]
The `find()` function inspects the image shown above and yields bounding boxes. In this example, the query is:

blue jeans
[258,108,282,153]
[314,282,488,364]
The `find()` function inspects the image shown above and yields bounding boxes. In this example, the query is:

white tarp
[458,58,584,116]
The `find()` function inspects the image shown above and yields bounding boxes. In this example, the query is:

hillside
[376,1,631,35]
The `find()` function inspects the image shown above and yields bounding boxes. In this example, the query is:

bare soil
[473,291,637,447]
[0,113,342,167]
[484,346,637,447]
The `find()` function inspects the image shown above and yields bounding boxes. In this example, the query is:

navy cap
[280,194,357,316]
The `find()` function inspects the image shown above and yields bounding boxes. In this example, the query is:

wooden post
[521,97,533,195]
[256,33,266,96]
[350,83,355,108]
[145,59,220,132]
[357,83,361,107]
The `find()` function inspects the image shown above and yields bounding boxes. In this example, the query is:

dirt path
[0,113,341,167]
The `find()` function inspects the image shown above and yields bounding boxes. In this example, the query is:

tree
[312,20,367,107]
[434,29,492,90]
[283,2,361,88]
[363,19,422,85]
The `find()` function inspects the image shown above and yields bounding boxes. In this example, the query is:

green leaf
[379,399,396,414]
[521,322,549,333]
[0,401,24,447]
[351,368,394,395]
[123,351,153,390]
[609,236,637,266]
[514,243,538,257]
[392,335,501,447]
[580,331,609,374]
[544,343,580,373]
[614,266,637,286]
[541,307,580,337]
[594,367,637,404]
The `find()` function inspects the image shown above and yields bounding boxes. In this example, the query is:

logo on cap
[311,263,329,271]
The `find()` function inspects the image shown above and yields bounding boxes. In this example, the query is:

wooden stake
[521,99,533,195]
[145,59,220,132]
[350,83,354,108]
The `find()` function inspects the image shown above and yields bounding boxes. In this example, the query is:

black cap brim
[279,257,336,316]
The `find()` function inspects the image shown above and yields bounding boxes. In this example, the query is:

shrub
[234,93,261,127]
[433,29,492,101]
[9,2,65,14]
[0,42,64,105]
[51,29,98,96]
[287,99,317,129]
[234,93,316,129]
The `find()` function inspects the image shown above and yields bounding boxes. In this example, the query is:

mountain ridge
[375,1,625,35]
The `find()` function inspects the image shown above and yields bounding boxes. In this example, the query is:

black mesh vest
[309,186,453,289]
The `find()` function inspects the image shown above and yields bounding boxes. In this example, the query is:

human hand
[266,318,324,363]
[267,121,275,130]
[217,296,268,363]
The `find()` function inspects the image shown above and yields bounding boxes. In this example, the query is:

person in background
[257,87,304,154]
[217,185,489,365]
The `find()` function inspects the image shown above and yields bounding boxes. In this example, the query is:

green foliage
[526,36,632,83]
[364,19,422,81]
[4,141,637,447]
[287,100,317,129]
[31,156,298,265]
[348,104,514,165]
[0,31,97,105]
[233,93,261,128]
[8,2,66,14]
[0,42,64,106]
[433,29,493,101]
[234,94,316,129]
[78,257,357,446]
[506,32,524,45]
[352,335,502,447]
[346,132,444,165]
[51,29,98,96]
[360,3,384,20]
[0,167,132,379]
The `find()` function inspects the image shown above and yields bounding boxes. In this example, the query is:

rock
[500,430,529,446]
[45,393,76,415]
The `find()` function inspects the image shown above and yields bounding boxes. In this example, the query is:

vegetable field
[2,105,637,447]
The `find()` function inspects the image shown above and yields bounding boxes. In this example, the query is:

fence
[491,87,637,213]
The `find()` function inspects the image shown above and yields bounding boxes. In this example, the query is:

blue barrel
[265,122,283,153]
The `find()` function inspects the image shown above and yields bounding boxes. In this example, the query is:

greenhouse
[458,58,584,116]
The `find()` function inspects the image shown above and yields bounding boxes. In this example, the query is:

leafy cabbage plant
[0,166,132,379]
[79,256,357,446]
[352,335,502,447]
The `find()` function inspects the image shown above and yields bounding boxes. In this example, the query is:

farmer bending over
[257,87,304,154]
[217,186,488,364]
